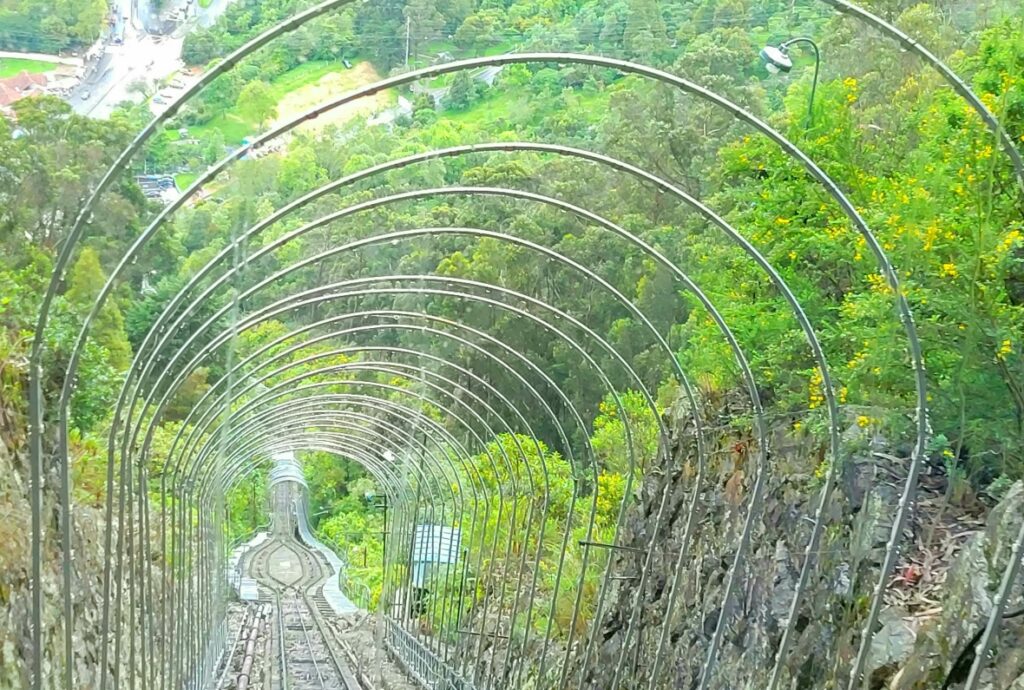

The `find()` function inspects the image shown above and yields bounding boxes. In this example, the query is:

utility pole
[404,15,411,67]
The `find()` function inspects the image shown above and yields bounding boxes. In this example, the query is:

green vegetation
[3,0,1024,671]
[0,57,57,78]
[265,60,347,99]
[174,171,199,190]
[0,0,106,52]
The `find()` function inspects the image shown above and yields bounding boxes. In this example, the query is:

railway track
[245,530,362,690]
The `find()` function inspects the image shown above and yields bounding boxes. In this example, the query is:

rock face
[577,397,1024,690]
[0,410,176,689]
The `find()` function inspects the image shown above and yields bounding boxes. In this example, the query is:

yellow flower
[940,263,959,278]
[1001,230,1022,252]
[814,460,829,479]
[775,217,791,225]
[839,386,848,403]
[866,273,891,292]
[857,415,870,428]
[808,368,824,409]
[998,339,1013,358]
[789,250,797,261]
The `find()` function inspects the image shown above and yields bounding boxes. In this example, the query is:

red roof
[0,71,48,107]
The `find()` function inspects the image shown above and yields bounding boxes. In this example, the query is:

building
[0,71,49,116]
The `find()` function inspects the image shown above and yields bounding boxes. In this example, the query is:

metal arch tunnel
[24,2,1024,690]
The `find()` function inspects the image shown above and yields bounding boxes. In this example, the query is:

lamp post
[760,37,821,128]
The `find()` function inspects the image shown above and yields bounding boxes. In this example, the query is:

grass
[0,57,58,78]
[184,60,372,146]
[444,83,613,131]
[446,88,523,126]
[189,111,252,146]
[198,0,212,6]
[175,172,199,189]
[266,60,345,100]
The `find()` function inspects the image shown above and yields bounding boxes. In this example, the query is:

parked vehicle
[80,91,91,100]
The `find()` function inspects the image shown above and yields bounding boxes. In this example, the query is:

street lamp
[760,37,820,128]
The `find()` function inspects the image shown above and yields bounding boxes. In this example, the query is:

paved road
[68,0,189,118]
[70,31,184,117]
[66,0,233,119]
[409,65,504,106]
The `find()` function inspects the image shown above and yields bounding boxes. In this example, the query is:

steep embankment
[581,397,1024,689]
[0,385,171,688]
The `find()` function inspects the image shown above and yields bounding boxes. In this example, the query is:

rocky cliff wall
[581,396,1024,690]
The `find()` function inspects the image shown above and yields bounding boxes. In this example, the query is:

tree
[236,81,278,128]
[277,145,327,198]
[446,71,477,111]
[355,0,406,69]
[453,9,504,52]
[65,247,132,370]
[623,0,668,62]
[404,0,446,57]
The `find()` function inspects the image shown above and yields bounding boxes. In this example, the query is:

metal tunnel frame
[25,3,1024,689]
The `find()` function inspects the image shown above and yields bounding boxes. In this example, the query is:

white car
[80,91,91,100]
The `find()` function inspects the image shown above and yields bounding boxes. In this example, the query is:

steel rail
[176,427,419,683]
[239,435,417,615]
[187,359,542,677]
[182,370,522,673]
[179,395,477,681]
[216,422,458,649]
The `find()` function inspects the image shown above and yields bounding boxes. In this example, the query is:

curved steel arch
[116,141,850,685]
[142,273,657,680]
[37,4,1024,683]
[191,365,534,678]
